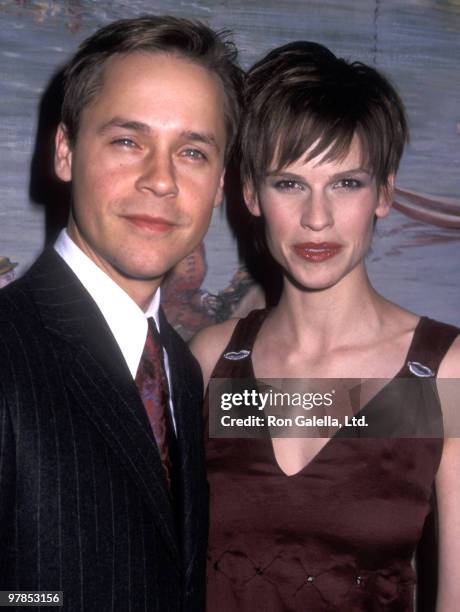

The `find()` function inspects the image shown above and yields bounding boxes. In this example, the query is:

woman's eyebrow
[266,170,305,180]
[266,167,371,180]
[328,167,371,179]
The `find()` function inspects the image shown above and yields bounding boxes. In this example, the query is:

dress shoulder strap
[209,309,268,379]
[404,317,459,376]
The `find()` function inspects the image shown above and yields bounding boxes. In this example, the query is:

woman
[191,42,460,611]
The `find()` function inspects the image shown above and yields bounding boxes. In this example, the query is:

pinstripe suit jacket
[0,248,208,611]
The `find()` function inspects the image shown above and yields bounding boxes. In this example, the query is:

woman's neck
[272,265,388,351]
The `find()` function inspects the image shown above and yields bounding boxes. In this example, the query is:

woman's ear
[243,182,262,217]
[375,174,395,219]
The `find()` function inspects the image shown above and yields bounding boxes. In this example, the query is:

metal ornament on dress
[407,361,435,378]
[223,350,251,361]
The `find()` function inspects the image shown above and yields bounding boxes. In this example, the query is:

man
[0,16,242,611]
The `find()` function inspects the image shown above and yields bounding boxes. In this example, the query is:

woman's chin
[283,268,343,293]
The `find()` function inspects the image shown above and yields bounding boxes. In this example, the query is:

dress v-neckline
[248,315,425,478]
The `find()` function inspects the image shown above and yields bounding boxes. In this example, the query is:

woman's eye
[182,148,207,161]
[274,180,303,192]
[334,178,362,189]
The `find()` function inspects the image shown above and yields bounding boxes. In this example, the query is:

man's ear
[375,173,395,219]
[243,182,262,217]
[213,170,225,208]
[54,123,73,183]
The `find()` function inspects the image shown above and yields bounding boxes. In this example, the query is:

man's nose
[136,151,178,198]
[300,190,333,231]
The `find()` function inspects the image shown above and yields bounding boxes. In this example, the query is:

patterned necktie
[135,317,173,488]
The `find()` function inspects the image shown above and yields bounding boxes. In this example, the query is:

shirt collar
[54,228,160,378]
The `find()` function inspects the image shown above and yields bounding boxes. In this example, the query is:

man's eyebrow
[180,130,220,152]
[96,121,221,151]
[97,117,151,134]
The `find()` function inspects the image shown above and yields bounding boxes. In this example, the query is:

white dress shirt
[54,229,176,429]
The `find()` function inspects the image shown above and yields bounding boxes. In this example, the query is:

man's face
[55,52,226,302]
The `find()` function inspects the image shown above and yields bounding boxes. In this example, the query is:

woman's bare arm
[435,336,460,611]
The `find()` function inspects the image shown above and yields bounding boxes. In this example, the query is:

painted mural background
[1,0,459,337]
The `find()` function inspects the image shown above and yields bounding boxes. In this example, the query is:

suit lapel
[159,309,206,572]
[27,249,180,566]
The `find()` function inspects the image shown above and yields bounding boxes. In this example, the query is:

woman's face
[245,135,393,292]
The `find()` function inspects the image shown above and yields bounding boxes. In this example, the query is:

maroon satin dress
[205,310,459,611]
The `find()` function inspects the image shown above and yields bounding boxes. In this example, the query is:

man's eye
[182,148,207,161]
[334,178,362,189]
[274,180,303,192]
[112,138,137,148]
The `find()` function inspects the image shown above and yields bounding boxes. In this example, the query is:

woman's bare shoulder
[438,333,460,378]
[189,318,240,388]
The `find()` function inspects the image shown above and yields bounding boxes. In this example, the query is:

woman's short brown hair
[62,15,243,158]
[241,41,408,190]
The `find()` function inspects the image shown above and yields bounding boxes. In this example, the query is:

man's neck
[66,224,162,312]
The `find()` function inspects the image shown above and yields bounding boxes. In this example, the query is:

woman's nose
[300,190,333,231]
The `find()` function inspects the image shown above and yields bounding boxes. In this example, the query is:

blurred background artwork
[0,0,459,338]
[0,256,17,288]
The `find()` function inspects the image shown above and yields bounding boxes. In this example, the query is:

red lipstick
[122,214,176,232]
[293,242,342,263]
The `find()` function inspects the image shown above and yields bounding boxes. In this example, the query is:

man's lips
[293,242,342,262]
[121,214,178,232]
